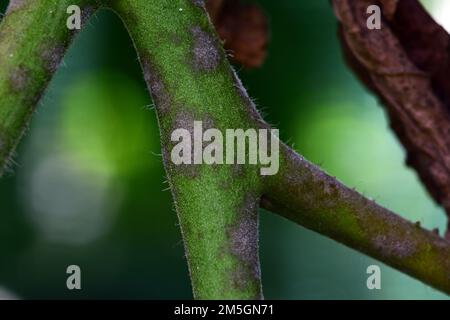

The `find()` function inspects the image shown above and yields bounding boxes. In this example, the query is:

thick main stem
[110,0,265,299]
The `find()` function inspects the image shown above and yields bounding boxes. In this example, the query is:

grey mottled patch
[141,56,172,115]
[203,114,215,131]
[372,233,417,259]
[6,0,28,13]
[192,26,221,72]
[81,6,96,27]
[161,145,172,169]
[173,110,196,133]
[228,193,262,295]
[172,111,215,135]
[191,0,205,7]
[355,203,420,259]
[170,111,200,178]
[42,45,65,73]
[167,112,216,178]
[9,67,29,92]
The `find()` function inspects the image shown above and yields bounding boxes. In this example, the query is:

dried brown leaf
[334,0,450,238]
[206,0,269,68]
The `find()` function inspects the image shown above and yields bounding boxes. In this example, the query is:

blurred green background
[0,0,449,299]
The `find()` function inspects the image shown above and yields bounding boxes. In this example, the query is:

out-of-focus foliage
[0,0,448,299]
[59,72,156,177]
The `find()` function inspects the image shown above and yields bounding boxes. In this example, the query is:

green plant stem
[110,0,265,299]
[0,0,98,173]
[263,144,450,294]
[0,0,449,298]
